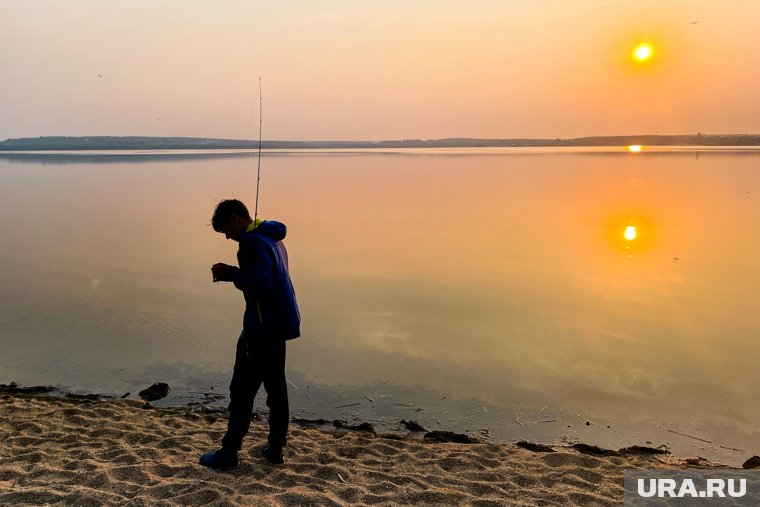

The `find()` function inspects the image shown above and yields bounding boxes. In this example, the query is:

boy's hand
[212,263,236,282]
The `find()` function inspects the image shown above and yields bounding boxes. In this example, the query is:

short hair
[211,199,250,232]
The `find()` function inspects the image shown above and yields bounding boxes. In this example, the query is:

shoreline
[2,383,755,466]
[3,134,760,151]
[2,385,756,506]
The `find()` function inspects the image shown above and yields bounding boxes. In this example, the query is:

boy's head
[211,199,251,242]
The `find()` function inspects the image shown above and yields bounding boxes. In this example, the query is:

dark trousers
[221,333,288,453]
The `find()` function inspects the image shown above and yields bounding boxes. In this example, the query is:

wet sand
[0,392,735,506]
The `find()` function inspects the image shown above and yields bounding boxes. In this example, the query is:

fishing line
[213,77,263,262]
[228,77,263,219]
[227,76,261,204]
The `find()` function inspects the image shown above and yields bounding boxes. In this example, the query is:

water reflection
[1,147,759,461]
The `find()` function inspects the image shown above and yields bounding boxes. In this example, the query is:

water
[1,147,758,463]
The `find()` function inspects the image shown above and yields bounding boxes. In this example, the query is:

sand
[0,392,734,506]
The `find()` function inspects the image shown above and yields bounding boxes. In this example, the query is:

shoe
[261,444,284,465]
[199,449,238,471]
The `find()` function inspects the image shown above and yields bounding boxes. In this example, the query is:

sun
[624,225,637,241]
[633,43,653,62]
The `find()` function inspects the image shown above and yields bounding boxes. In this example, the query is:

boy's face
[218,215,247,242]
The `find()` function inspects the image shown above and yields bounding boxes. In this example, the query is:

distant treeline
[1,134,759,151]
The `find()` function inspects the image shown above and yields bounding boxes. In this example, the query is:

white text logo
[637,478,747,498]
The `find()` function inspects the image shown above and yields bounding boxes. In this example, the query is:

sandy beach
[0,390,745,506]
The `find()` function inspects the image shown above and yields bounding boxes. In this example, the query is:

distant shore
[2,134,760,151]
[2,387,747,506]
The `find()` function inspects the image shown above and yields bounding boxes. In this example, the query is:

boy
[200,199,300,470]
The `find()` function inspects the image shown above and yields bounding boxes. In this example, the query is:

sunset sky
[2,0,759,141]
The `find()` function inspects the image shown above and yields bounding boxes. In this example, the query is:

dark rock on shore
[0,383,57,395]
[334,420,376,433]
[516,441,556,453]
[65,393,101,401]
[291,417,332,426]
[138,382,170,401]
[572,443,620,457]
[619,445,670,456]
[291,417,376,433]
[424,431,480,444]
[401,420,427,432]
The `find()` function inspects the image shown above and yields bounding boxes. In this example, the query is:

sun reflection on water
[605,212,654,258]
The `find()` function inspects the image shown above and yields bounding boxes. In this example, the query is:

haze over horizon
[3,1,759,142]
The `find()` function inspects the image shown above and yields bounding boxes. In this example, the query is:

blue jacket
[229,220,301,341]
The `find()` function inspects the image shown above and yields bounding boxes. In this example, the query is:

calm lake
[1,147,758,463]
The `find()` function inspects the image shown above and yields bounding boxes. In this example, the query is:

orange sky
[2,0,759,140]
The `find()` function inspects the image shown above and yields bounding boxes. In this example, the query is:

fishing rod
[253,77,263,225]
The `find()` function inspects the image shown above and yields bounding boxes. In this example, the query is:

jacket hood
[255,220,287,241]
